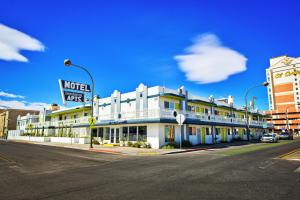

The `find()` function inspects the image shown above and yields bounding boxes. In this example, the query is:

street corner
[88,148,123,155]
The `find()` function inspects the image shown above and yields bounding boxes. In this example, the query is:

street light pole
[64,59,94,148]
[244,82,269,141]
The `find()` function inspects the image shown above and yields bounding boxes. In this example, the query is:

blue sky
[0,0,299,110]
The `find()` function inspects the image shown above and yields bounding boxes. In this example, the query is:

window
[73,115,77,119]
[205,127,210,135]
[196,107,200,113]
[84,113,88,117]
[205,108,209,114]
[165,125,175,143]
[105,128,110,140]
[191,106,195,112]
[189,127,196,135]
[59,115,62,121]
[164,101,170,109]
[188,105,192,111]
[98,128,104,138]
[122,127,128,141]
[227,129,231,135]
[64,116,67,120]
[140,93,143,98]
[215,128,220,135]
[243,129,246,135]
[169,102,175,110]
[138,126,147,142]
[129,126,137,141]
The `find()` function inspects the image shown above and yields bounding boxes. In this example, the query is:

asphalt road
[0,140,299,200]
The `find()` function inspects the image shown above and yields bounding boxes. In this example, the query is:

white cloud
[0,24,45,62]
[0,99,50,111]
[0,91,25,99]
[174,33,247,84]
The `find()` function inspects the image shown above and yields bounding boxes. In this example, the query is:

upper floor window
[205,108,209,114]
[164,101,175,110]
[164,101,170,109]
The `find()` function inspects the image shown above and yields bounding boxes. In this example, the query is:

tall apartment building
[266,55,300,132]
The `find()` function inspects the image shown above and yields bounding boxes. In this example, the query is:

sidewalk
[6,138,299,156]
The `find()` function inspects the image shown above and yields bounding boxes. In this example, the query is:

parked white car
[260,133,278,143]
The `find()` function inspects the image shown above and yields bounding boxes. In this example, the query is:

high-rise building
[266,55,300,132]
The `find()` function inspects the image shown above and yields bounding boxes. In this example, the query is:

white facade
[31,83,271,148]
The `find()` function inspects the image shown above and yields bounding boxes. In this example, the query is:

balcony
[31,109,268,128]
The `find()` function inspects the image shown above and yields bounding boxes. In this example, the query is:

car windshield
[263,134,273,137]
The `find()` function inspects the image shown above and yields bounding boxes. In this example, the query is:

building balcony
[31,109,270,128]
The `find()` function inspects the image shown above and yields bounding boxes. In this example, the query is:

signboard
[64,91,85,102]
[60,79,91,92]
[176,114,186,126]
[58,79,90,105]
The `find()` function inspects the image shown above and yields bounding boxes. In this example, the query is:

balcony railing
[31,109,268,128]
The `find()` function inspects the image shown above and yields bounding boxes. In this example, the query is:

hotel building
[266,55,300,132]
[25,84,271,149]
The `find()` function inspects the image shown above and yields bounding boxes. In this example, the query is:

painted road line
[295,167,300,173]
[279,148,300,158]
[0,152,16,164]
[138,152,159,155]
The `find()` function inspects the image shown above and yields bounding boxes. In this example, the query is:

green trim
[188,99,216,107]
[160,93,185,100]
[48,107,91,117]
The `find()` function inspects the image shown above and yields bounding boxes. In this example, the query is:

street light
[244,81,269,141]
[64,59,95,148]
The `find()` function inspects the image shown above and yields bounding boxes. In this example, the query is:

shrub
[161,144,175,149]
[132,142,141,148]
[127,141,133,147]
[92,139,100,145]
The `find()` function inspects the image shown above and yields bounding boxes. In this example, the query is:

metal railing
[31,109,267,128]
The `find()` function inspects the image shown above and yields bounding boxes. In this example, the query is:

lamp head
[64,59,72,66]
[263,82,269,87]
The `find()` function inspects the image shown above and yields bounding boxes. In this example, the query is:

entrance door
[110,128,115,143]
[116,128,120,143]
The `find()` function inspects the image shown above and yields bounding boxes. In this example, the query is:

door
[110,128,114,143]
[116,128,120,143]
[201,127,206,144]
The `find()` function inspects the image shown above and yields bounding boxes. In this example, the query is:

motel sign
[58,79,91,104]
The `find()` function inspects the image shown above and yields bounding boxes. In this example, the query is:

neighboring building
[32,84,271,149]
[265,55,300,132]
[0,109,39,138]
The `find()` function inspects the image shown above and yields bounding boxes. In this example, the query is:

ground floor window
[215,128,220,135]
[105,127,110,140]
[165,125,175,143]
[122,127,128,141]
[138,126,147,141]
[227,129,231,135]
[129,126,137,141]
[189,127,196,135]
[205,127,210,135]
[98,128,103,138]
